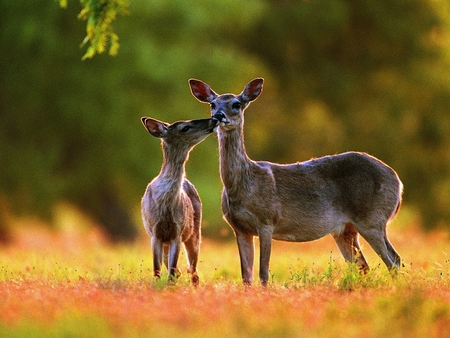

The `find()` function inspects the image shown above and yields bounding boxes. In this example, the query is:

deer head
[189,78,264,131]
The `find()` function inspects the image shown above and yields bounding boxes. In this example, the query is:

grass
[1,212,450,337]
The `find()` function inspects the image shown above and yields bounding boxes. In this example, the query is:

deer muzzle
[213,112,228,125]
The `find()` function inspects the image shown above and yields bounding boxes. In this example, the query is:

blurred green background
[1,0,450,242]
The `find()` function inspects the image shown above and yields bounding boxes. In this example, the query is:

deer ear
[240,78,264,102]
[189,79,218,103]
[141,117,168,138]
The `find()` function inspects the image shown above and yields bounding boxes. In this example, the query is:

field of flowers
[1,208,450,337]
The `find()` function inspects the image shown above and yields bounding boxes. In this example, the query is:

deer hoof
[191,274,199,287]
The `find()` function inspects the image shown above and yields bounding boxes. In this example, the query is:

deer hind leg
[356,223,401,275]
[235,232,255,286]
[332,223,370,273]
[385,237,401,270]
[183,235,200,286]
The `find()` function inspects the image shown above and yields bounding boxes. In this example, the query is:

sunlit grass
[1,211,450,337]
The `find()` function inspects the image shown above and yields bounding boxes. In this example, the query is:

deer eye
[180,126,191,132]
[232,102,241,109]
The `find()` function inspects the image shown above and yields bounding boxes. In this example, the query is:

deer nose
[213,112,227,123]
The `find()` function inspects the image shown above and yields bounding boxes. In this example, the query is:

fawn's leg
[152,237,163,278]
[332,223,370,273]
[163,244,169,269]
[183,236,200,286]
[236,232,254,286]
[258,226,274,287]
[168,239,182,281]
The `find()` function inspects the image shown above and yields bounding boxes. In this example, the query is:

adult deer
[141,116,219,285]
[189,78,403,287]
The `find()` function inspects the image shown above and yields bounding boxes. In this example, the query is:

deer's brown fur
[141,117,219,285]
[189,78,402,286]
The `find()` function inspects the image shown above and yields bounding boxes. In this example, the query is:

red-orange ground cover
[2,278,450,337]
[1,217,450,337]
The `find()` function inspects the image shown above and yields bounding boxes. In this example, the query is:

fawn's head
[189,78,264,131]
[141,117,219,148]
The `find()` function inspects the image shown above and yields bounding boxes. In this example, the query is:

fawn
[141,116,219,285]
[189,78,403,287]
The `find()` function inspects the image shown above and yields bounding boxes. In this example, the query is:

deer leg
[332,223,370,273]
[163,243,169,270]
[183,236,200,286]
[385,237,401,270]
[168,239,182,281]
[236,232,254,286]
[258,226,273,287]
[357,224,401,274]
[152,237,163,279]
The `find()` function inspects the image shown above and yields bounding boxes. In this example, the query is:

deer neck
[154,142,189,204]
[217,124,252,189]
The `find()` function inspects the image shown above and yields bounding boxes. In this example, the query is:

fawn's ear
[189,79,218,103]
[141,117,168,138]
[240,78,264,103]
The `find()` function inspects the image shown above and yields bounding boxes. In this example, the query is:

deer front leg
[168,239,182,281]
[163,243,169,270]
[183,237,200,286]
[236,232,254,286]
[152,237,163,279]
[258,226,274,287]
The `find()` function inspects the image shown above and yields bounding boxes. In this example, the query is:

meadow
[1,207,450,338]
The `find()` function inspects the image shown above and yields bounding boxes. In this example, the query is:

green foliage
[0,315,113,338]
[0,0,266,240]
[2,0,450,239]
[58,0,129,60]
[78,0,129,60]
[57,0,68,8]
[234,0,450,229]
[283,259,390,291]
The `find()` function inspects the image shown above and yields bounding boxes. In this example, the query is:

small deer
[141,116,219,285]
[189,78,403,287]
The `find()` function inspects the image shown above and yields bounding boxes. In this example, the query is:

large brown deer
[141,116,219,285]
[189,78,403,287]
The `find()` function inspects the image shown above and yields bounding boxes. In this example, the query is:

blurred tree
[231,0,450,229]
[0,0,266,241]
[0,1,138,241]
[1,0,450,242]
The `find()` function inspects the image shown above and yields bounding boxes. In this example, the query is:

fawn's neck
[154,142,189,203]
[217,125,252,189]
